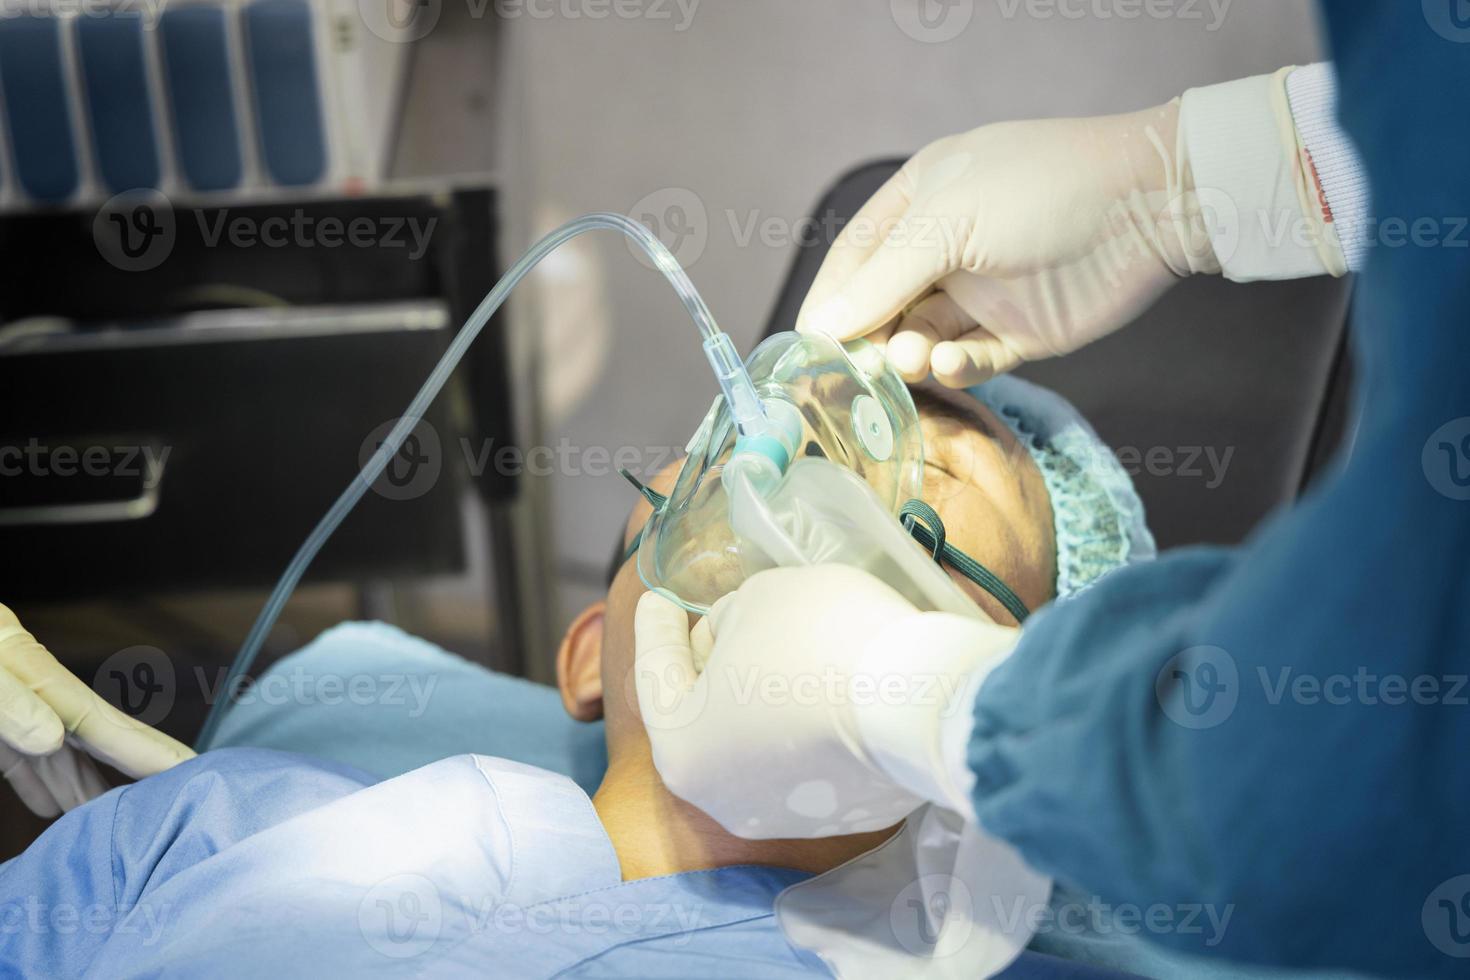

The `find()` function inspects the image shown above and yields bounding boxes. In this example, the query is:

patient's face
[558,385,1056,755]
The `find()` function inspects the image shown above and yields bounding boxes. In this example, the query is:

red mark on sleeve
[1303,149,1334,224]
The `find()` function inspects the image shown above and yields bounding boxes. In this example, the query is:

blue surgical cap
[970,375,1157,598]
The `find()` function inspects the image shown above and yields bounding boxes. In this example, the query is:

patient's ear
[556,602,606,721]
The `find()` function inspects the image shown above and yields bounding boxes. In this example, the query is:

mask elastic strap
[900,500,1031,624]
[619,468,668,509]
[619,469,669,565]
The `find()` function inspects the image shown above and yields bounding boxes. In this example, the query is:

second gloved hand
[797,99,1220,387]
[0,603,195,817]
[634,565,1021,838]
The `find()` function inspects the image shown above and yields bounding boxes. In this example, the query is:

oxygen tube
[195,213,775,750]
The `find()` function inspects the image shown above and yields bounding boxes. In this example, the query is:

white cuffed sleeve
[1285,62,1371,273]
[852,612,1016,820]
[936,666,983,821]
[1180,66,1352,281]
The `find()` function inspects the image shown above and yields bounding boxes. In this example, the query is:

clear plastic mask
[636,331,925,613]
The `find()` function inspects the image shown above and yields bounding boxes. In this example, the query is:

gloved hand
[0,603,194,817]
[634,565,1020,838]
[797,99,1220,387]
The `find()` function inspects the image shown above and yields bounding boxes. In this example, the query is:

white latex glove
[0,603,194,817]
[634,565,1020,839]
[797,99,1221,387]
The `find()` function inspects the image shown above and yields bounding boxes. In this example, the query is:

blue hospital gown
[4,749,1153,979]
[0,749,824,978]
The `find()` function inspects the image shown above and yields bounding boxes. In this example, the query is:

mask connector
[732,398,804,475]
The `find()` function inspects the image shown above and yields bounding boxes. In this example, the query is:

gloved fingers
[80,747,112,800]
[700,592,735,638]
[0,602,28,639]
[800,209,953,344]
[634,591,697,678]
[930,329,1023,388]
[886,329,937,382]
[797,170,915,334]
[2,629,194,779]
[633,592,703,731]
[0,742,63,818]
[859,318,898,355]
[689,592,740,675]
[688,614,715,676]
[69,702,195,780]
[33,743,110,812]
[888,291,971,382]
[0,662,65,756]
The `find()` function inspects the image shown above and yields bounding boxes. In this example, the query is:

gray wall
[493,0,1328,660]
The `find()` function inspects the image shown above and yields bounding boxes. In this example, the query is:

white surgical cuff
[938,669,983,820]
[1181,68,1344,281]
[1285,62,1371,272]
[852,612,1016,819]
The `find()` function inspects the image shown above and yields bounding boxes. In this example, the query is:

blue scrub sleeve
[964,4,1470,978]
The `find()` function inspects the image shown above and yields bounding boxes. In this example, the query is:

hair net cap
[969,374,1157,597]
